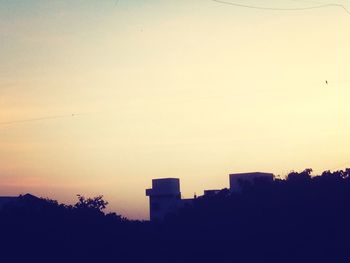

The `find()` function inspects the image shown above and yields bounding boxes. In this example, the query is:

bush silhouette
[2,169,350,263]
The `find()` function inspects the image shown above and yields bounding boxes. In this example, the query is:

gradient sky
[1,0,350,219]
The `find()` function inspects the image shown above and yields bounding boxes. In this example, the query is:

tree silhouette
[75,195,108,212]
[2,169,350,263]
[287,168,312,182]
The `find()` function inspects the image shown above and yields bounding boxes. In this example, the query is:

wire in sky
[211,0,350,16]
[0,113,84,126]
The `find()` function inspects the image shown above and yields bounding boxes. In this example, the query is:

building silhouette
[0,194,38,210]
[146,172,274,221]
[145,178,184,221]
[0,196,18,210]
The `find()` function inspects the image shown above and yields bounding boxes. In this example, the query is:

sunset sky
[1,0,350,219]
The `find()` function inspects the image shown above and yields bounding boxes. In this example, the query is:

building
[146,172,274,221]
[229,172,274,192]
[203,190,221,196]
[0,194,39,211]
[146,178,183,221]
[0,196,18,210]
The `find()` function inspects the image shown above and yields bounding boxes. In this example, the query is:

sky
[0,0,350,219]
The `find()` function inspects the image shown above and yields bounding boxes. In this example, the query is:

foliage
[75,194,108,212]
[2,169,350,262]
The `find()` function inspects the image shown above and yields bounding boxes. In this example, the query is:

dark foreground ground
[1,169,350,263]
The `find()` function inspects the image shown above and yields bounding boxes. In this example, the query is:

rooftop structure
[146,178,182,221]
[146,172,274,221]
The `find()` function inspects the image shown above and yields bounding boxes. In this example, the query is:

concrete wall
[146,178,182,221]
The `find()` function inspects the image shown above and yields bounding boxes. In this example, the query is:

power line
[211,0,350,15]
[0,113,84,126]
